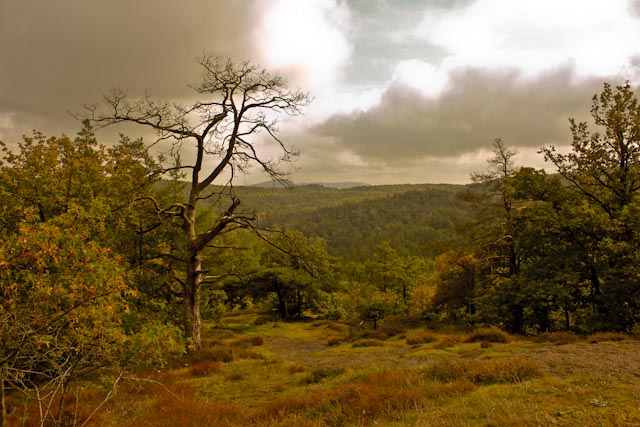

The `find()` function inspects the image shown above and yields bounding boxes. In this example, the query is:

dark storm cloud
[313,67,604,164]
[0,0,261,141]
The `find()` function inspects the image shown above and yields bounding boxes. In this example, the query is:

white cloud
[391,59,450,97]
[259,0,352,91]
[415,0,640,80]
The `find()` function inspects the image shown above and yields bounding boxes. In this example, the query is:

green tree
[240,230,334,321]
[0,220,181,426]
[356,285,403,330]
[542,82,640,331]
[431,251,478,321]
[0,121,158,252]
[466,138,526,332]
[83,54,309,348]
[364,241,429,313]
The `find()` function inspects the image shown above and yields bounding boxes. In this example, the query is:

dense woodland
[1,55,640,425]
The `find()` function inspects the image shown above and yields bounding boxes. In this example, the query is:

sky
[1,0,640,185]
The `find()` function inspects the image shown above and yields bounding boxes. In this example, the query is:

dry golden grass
[586,331,630,343]
[464,327,511,344]
[7,318,640,427]
[534,331,580,345]
[422,357,543,384]
[188,360,226,377]
[406,331,438,345]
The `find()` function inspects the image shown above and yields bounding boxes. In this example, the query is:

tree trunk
[507,303,524,334]
[184,199,202,349]
[184,247,202,349]
[275,286,288,321]
[1,364,6,427]
[564,304,571,331]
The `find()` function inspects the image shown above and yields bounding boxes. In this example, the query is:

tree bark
[1,364,6,427]
[184,248,203,347]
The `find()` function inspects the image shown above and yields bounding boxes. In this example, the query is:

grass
[534,331,581,345]
[7,316,640,426]
[586,331,630,343]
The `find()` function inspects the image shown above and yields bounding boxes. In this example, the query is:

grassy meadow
[6,314,640,427]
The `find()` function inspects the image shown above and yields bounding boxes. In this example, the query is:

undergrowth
[7,321,639,427]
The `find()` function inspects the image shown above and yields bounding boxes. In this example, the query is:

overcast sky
[2,0,640,185]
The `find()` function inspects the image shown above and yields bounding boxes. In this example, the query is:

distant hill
[251,181,370,189]
[161,180,474,259]
[217,183,473,260]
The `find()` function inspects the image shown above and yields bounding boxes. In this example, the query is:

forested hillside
[213,183,472,259]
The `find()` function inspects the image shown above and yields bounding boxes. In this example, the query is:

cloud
[0,0,262,142]
[312,67,603,166]
[391,59,450,98]
[2,0,639,185]
[413,0,640,80]
[258,0,352,92]
[288,0,640,184]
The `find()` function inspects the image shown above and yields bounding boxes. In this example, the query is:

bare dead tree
[82,54,310,348]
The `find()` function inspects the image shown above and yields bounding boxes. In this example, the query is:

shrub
[432,336,461,349]
[352,339,384,348]
[250,336,265,346]
[253,315,273,325]
[423,358,543,384]
[233,335,265,347]
[198,347,235,363]
[301,366,345,384]
[587,332,629,343]
[188,360,225,377]
[225,372,244,381]
[288,363,307,374]
[406,332,437,346]
[465,327,510,344]
[327,336,342,346]
[327,322,350,333]
[534,332,580,345]
[350,329,389,341]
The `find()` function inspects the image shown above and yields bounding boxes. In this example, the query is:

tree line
[433,82,640,334]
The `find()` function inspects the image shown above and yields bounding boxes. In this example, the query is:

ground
[6,314,640,426]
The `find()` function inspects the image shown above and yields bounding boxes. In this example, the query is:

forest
[1,56,640,426]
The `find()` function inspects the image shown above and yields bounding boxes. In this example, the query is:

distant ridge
[251,181,370,189]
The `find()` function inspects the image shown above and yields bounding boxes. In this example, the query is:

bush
[534,332,580,345]
[406,332,437,346]
[587,332,629,343]
[352,339,384,348]
[423,358,543,384]
[350,329,390,341]
[327,337,342,346]
[250,336,265,346]
[188,360,225,377]
[326,322,350,333]
[233,335,265,347]
[432,336,461,349]
[301,366,345,384]
[253,315,273,326]
[288,363,307,374]
[465,327,510,344]
[225,372,245,381]
[197,347,235,363]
